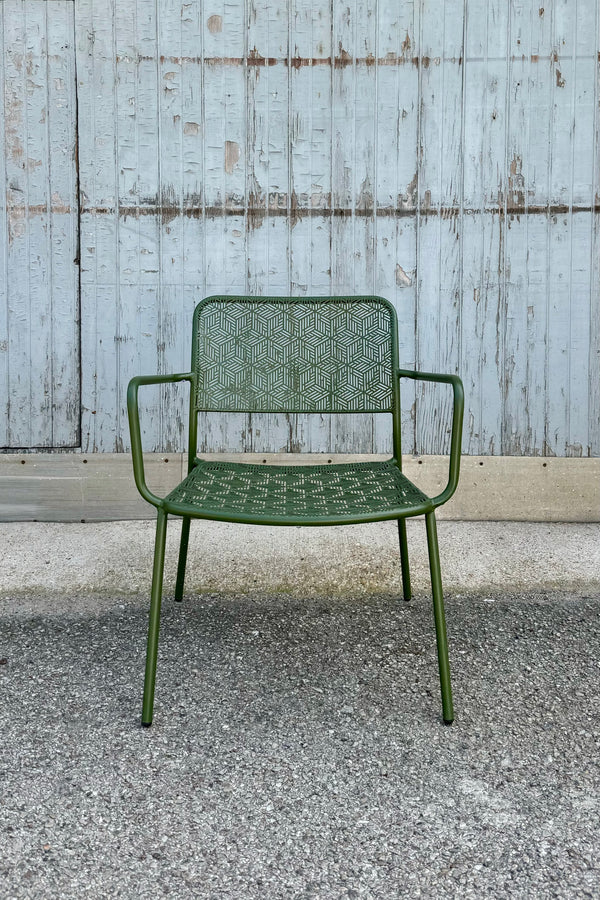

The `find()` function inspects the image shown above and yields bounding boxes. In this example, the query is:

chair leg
[397,518,412,601]
[425,511,454,724]
[174,516,191,602]
[142,508,168,727]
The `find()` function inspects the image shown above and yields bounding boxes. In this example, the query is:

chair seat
[163,459,433,525]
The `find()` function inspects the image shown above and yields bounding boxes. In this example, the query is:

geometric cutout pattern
[193,296,395,413]
[165,459,430,523]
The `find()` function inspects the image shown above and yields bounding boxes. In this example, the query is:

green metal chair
[128,296,464,727]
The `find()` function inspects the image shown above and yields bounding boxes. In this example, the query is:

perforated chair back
[192,296,399,414]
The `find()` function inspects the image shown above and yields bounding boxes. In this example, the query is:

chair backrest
[192,296,400,414]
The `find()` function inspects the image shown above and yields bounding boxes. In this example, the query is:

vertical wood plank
[286,0,333,451]
[47,4,80,447]
[374,1,418,455]
[589,0,600,458]
[328,0,377,452]
[243,0,285,451]
[157,0,188,452]
[1,0,78,448]
[416,0,464,455]
[460,212,503,455]
[0,3,7,448]
[546,214,573,456]
[78,0,118,451]
[19,1,51,446]
[502,3,546,455]
[461,0,507,455]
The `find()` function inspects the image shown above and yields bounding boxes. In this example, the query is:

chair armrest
[397,368,464,507]
[127,373,196,508]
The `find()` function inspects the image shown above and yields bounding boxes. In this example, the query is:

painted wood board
[3,0,599,459]
[1,0,79,448]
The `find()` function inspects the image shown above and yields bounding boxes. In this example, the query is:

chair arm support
[397,368,464,507]
[127,373,196,508]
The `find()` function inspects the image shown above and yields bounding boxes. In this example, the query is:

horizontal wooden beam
[0,454,598,523]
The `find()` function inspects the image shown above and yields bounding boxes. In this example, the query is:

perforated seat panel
[163,459,433,525]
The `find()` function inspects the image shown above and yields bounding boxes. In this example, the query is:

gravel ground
[2,586,600,899]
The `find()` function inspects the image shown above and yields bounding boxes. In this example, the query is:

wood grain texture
[0,0,79,448]
[3,0,600,457]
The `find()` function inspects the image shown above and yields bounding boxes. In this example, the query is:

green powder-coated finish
[164,459,432,525]
[193,296,395,413]
[397,519,412,601]
[128,296,464,727]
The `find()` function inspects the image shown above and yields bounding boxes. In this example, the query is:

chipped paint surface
[395,264,412,288]
[0,0,79,449]
[224,140,241,174]
[2,0,600,458]
[206,15,222,35]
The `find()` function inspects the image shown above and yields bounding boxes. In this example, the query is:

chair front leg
[142,508,168,727]
[425,511,454,724]
[397,518,411,601]
[174,516,191,602]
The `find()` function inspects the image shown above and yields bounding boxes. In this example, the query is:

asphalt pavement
[1,519,599,898]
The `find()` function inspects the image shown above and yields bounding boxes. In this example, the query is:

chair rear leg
[142,508,168,727]
[425,511,454,724]
[174,516,191,602]
[397,518,412,601]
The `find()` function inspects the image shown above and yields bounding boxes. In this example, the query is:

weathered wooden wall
[0,0,79,448]
[2,0,599,457]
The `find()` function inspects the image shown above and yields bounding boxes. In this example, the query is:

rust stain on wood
[117,53,473,68]
[6,200,73,243]
[247,48,278,68]
[335,46,353,68]
[8,202,72,216]
[81,199,600,224]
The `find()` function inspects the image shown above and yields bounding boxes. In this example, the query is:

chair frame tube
[142,508,168,726]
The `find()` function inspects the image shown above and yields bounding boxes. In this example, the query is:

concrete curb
[1,520,599,610]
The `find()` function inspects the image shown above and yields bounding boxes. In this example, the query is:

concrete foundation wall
[1,454,598,523]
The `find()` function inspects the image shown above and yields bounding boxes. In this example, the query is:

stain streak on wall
[81,201,600,219]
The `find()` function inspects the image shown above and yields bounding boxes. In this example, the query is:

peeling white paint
[224,140,241,173]
[1,0,79,449]
[2,0,599,459]
[207,15,223,35]
[395,264,412,287]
